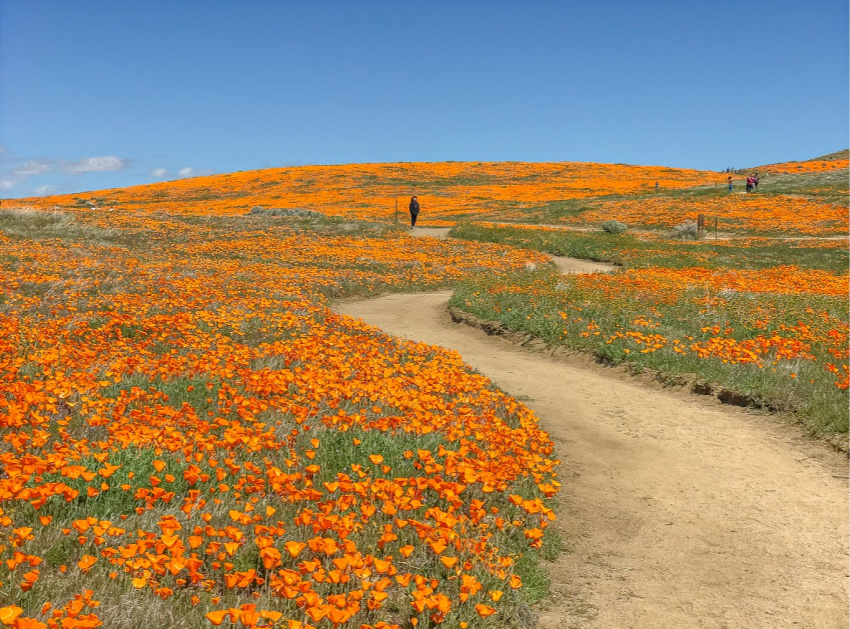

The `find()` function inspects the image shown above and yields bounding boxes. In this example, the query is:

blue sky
[1,0,847,198]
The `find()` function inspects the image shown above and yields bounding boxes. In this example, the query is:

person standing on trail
[409,196,420,228]
[728,175,733,192]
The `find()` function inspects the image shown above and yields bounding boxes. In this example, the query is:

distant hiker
[727,175,733,191]
[409,196,420,227]
[745,176,753,193]
[753,173,760,189]
[655,181,660,191]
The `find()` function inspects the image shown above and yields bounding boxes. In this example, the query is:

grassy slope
[448,164,849,441]
[809,149,849,161]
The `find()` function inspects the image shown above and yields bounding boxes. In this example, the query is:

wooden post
[715,218,718,241]
[394,198,398,225]
[697,214,705,239]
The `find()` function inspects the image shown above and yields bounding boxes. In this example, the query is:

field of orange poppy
[760,157,849,174]
[11,160,718,226]
[0,153,847,627]
[15,154,846,238]
[561,194,847,235]
[0,207,560,628]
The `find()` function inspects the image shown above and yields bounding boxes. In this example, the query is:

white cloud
[15,158,55,176]
[64,155,128,174]
[8,155,129,179]
[151,167,167,177]
[0,150,132,197]
[33,184,58,196]
[178,167,196,178]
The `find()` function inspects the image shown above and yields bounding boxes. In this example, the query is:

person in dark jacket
[409,196,420,227]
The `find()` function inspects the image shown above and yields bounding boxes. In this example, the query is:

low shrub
[601,220,628,234]
[671,219,700,240]
[249,206,325,218]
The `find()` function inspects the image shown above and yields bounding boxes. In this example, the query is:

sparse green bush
[249,206,324,218]
[601,219,628,234]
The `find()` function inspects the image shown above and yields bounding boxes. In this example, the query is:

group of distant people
[745,173,760,192]
[725,173,759,192]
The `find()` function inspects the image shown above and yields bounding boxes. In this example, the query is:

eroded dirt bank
[336,291,849,629]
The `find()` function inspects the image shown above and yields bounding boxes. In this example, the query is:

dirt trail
[337,291,849,629]
[414,223,849,242]
[408,226,617,274]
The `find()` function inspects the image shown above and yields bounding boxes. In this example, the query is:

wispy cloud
[33,184,58,196]
[176,167,214,178]
[0,151,131,195]
[14,158,55,176]
[11,155,128,177]
[151,167,167,177]
[64,156,128,174]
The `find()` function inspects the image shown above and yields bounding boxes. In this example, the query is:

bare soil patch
[337,292,849,629]
[407,226,452,239]
[545,255,616,275]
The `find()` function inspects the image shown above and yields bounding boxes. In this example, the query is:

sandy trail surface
[336,290,849,629]
[413,223,848,242]
[408,226,618,274]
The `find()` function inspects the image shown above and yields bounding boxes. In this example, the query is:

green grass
[450,267,848,438]
[809,149,849,161]
[449,215,848,440]
[449,222,849,272]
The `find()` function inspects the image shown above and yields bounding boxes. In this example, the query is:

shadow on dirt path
[336,292,849,629]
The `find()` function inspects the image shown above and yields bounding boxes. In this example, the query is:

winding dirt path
[416,223,849,242]
[408,226,618,274]
[336,291,849,629]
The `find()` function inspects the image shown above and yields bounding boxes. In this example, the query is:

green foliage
[601,220,628,234]
[451,267,848,437]
[450,222,848,272]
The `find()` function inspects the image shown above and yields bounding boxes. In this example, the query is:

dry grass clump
[671,219,700,240]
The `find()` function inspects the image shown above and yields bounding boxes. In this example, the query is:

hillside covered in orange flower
[7,160,718,223]
[7,155,846,236]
